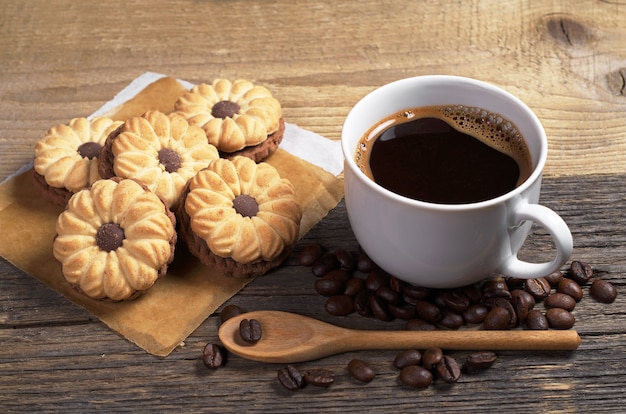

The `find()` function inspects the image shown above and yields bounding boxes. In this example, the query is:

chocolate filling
[158,148,182,173]
[96,223,125,252]
[211,100,240,119]
[233,194,259,218]
[77,142,102,159]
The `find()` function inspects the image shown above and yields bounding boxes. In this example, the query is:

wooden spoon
[218,310,581,363]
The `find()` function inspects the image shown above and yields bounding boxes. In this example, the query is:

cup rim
[341,75,548,211]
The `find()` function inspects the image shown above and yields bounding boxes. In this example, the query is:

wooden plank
[2,0,626,411]
[0,174,624,411]
[2,0,626,180]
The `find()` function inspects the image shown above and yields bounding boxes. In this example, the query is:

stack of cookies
[33,79,302,301]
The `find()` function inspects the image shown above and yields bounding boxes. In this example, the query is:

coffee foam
[435,105,533,185]
[356,105,533,186]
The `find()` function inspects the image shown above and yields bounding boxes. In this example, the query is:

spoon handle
[346,329,581,351]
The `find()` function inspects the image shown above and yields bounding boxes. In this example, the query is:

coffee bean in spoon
[239,318,262,343]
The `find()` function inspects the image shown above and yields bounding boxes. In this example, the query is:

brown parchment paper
[0,77,344,356]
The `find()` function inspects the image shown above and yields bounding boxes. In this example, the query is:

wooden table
[1,0,625,411]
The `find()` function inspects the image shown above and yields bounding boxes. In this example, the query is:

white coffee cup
[341,75,573,288]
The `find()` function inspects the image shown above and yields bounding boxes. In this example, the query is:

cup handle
[498,203,573,279]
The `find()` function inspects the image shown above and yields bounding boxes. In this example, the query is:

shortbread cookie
[177,156,301,278]
[174,79,284,162]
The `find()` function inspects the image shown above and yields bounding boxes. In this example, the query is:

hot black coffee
[354,105,533,204]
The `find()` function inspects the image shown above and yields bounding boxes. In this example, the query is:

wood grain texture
[2,0,626,179]
[1,174,626,412]
[1,0,626,412]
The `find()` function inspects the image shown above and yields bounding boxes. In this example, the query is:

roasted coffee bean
[440,290,470,313]
[219,304,244,325]
[485,297,517,328]
[344,277,365,296]
[388,304,417,320]
[202,343,224,369]
[461,284,483,303]
[323,269,351,283]
[568,260,593,285]
[436,355,462,383]
[462,304,489,325]
[298,243,323,266]
[505,277,525,290]
[314,277,346,296]
[482,277,511,300]
[545,271,564,287]
[510,289,536,323]
[394,349,423,369]
[312,252,340,277]
[525,277,551,300]
[304,368,335,387]
[277,365,304,391]
[463,351,497,373]
[401,294,417,306]
[525,309,549,330]
[365,269,388,291]
[376,285,401,305]
[325,294,354,316]
[545,292,577,311]
[239,318,262,343]
[590,279,618,304]
[353,289,372,317]
[557,278,583,302]
[439,310,464,329]
[334,249,355,271]
[482,306,512,330]
[389,276,405,293]
[485,298,515,313]
[402,285,433,302]
[414,300,442,323]
[405,318,437,331]
[500,299,518,328]
[347,359,376,383]
[422,348,444,371]
[356,252,375,273]
[433,293,448,309]
[369,294,392,321]
[399,365,433,388]
[545,308,575,330]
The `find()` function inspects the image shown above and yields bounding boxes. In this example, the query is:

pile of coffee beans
[274,348,496,391]
[298,244,617,332]
[277,365,335,391]
[202,244,618,393]
[395,348,496,388]
[277,360,371,391]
